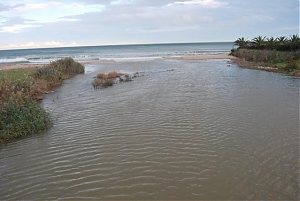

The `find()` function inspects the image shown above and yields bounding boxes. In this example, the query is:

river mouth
[0,59,299,200]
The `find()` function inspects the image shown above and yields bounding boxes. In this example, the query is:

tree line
[233,35,300,52]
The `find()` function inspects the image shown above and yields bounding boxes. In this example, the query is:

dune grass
[0,68,35,82]
[0,57,85,144]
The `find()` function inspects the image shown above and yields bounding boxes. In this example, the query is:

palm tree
[276,36,287,45]
[251,35,267,49]
[275,36,288,51]
[266,37,276,50]
[233,37,249,49]
[288,34,300,51]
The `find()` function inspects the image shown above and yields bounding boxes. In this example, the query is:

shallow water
[0,59,299,200]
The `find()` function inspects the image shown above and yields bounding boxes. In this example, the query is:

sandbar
[0,55,235,70]
[163,54,235,60]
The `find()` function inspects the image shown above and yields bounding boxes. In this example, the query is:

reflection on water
[0,59,299,200]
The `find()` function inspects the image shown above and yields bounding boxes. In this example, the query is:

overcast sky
[0,0,299,49]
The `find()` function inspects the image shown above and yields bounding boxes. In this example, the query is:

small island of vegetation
[231,34,300,75]
[0,57,85,144]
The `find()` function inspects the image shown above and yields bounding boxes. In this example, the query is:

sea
[0,42,233,64]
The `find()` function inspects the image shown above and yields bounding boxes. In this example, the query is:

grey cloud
[75,0,115,5]
[0,3,10,12]
[78,0,197,7]
[2,16,35,26]
[0,3,25,12]
[129,0,175,7]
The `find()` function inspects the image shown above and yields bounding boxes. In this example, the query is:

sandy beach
[0,55,234,70]
[163,54,235,60]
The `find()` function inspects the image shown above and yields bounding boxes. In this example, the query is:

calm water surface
[0,59,299,200]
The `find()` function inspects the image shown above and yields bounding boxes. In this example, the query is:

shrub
[0,99,52,143]
[231,49,298,63]
[49,57,85,76]
[0,57,85,144]
[33,66,63,85]
[283,60,300,72]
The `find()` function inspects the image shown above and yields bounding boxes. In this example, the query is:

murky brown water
[0,59,299,200]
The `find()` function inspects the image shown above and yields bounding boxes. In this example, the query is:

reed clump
[49,57,85,77]
[0,57,85,144]
[92,71,135,89]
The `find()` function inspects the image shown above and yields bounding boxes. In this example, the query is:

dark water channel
[0,59,299,200]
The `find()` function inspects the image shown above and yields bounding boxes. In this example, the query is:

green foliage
[0,68,34,82]
[0,99,52,143]
[102,80,114,88]
[233,34,300,51]
[0,57,85,144]
[49,57,85,76]
[0,78,31,107]
[34,66,63,84]
[274,62,287,68]
[231,49,298,63]
[234,37,249,49]
[283,60,300,72]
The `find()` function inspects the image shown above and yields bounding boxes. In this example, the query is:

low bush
[231,49,298,63]
[49,57,85,77]
[0,99,51,143]
[283,60,300,72]
[34,66,63,85]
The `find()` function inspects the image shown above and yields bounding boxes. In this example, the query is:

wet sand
[163,54,235,60]
[0,55,235,70]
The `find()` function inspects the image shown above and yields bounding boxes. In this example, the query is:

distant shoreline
[162,55,235,60]
[0,54,235,70]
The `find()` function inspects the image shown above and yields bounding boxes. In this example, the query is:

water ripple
[0,60,299,200]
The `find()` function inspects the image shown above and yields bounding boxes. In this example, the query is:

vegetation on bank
[230,35,300,74]
[92,71,138,89]
[0,57,85,144]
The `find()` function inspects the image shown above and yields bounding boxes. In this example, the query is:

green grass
[0,58,85,145]
[273,62,286,68]
[0,99,52,143]
[0,68,35,83]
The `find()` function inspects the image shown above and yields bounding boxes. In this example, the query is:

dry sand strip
[163,54,235,60]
